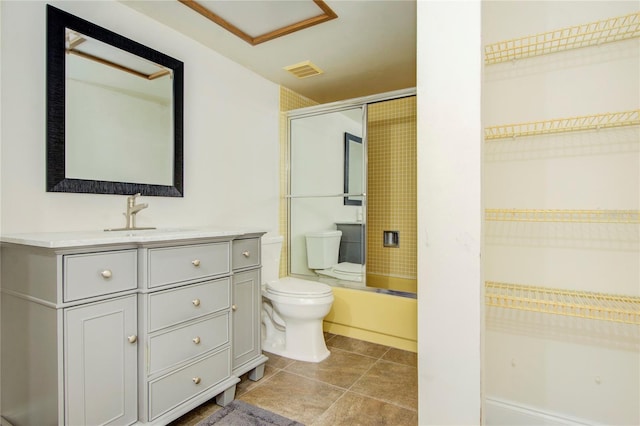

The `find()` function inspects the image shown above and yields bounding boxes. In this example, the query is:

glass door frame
[285,88,416,284]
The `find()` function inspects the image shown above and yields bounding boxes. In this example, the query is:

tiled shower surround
[367,96,417,291]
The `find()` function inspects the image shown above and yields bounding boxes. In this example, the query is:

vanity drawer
[148,278,230,332]
[64,250,137,302]
[148,242,230,288]
[232,238,260,271]
[148,348,231,420]
[148,313,229,375]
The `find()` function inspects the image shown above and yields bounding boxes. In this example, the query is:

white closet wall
[482,2,639,424]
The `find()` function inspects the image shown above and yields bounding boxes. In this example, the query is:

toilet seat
[266,277,332,298]
[316,262,363,282]
[334,262,362,276]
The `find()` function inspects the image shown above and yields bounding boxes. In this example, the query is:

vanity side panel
[1,244,58,304]
[1,293,60,426]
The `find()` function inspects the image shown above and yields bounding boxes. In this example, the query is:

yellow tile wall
[367,96,417,281]
[279,87,318,276]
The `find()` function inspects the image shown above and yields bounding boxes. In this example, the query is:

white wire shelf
[485,209,640,224]
[485,282,640,325]
[484,12,640,65]
[484,110,640,140]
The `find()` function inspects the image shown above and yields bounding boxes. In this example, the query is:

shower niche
[287,90,417,294]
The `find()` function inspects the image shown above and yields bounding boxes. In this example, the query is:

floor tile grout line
[325,345,391,362]
[248,339,416,422]
[325,346,385,361]
[235,366,286,397]
[342,357,418,413]
[342,355,380,392]
[245,368,352,426]
[345,388,419,413]
[273,367,358,393]
[307,388,350,426]
[325,346,417,368]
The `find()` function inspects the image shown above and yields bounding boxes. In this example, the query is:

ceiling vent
[284,60,323,79]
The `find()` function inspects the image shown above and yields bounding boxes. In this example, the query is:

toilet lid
[266,277,332,297]
[334,262,362,275]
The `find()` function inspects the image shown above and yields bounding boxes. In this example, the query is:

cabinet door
[232,269,261,369]
[64,295,137,426]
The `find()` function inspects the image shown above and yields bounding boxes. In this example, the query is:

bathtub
[322,285,417,352]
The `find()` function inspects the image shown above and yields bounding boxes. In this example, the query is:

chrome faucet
[124,193,148,230]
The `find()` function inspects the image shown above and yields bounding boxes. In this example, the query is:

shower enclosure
[287,89,417,294]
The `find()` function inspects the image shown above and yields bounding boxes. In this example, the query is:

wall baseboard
[484,397,601,426]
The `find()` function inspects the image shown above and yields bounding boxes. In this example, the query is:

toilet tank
[305,230,342,269]
[261,235,283,283]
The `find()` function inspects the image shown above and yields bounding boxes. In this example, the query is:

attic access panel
[178,0,337,45]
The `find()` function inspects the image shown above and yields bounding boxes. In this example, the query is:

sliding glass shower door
[288,106,367,287]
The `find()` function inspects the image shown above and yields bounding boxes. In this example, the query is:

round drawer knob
[127,335,137,344]
[242,251,250,258]
[101,270,113,279]
[192,259,201,267]
[193,377,201,385]
[232,304,237,311]
[192,299,201,307]
[192,336,201,344]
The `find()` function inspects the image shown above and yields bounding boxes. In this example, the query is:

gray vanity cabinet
[231,237,268,380]
[336,222,365,264]
[65,295,138,425]
[1,230,267,426]
[137,240,239,424]
[0,244,139,426]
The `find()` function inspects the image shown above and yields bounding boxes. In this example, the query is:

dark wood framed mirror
[46,5,184,196]
[344,132,363,206]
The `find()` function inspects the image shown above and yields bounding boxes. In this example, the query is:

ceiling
[120,0,417,104]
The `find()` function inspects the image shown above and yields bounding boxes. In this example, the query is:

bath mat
[195,400,304,426]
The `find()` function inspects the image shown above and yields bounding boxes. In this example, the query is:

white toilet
[306,230,364,283]
[261,235,334,363]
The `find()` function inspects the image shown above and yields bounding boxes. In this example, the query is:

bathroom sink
[103,227,192,236]
[104,227,156,232]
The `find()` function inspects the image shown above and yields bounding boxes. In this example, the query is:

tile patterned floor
[170,334,418,425]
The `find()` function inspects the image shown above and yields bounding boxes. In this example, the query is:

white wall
[418,1,483,424]
[482,1,639,424]
[0,0,280,234]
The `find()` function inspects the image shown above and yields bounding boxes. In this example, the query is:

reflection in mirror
[288,92,417,295]
[289,107,366,287]
[66,30,173,185]
[344,132,363,206]
[47,5,184,196]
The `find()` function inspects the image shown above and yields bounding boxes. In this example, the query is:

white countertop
[1,227,267,248]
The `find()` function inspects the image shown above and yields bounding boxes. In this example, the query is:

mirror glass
[344,132,363,206]
[288,107,366,285]
[47,5,184,196]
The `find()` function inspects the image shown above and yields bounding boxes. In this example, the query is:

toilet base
[262,316,330,363]
[262,339,330,363]
[260,278,334,363]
